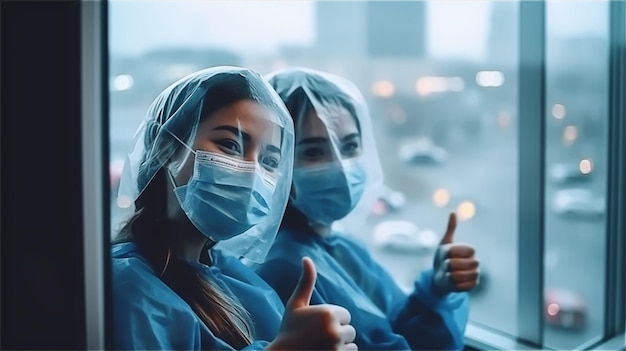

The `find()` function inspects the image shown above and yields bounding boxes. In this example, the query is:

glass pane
[356,0,519,336]
[108,0,518,337]
[544,0,609,348]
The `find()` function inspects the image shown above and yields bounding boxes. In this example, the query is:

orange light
[457,201,476,221]
[433,188,450,207]
[563,125,578,145]
[547,303,560,316]
[371,80,395,98]
[579,158,593,174]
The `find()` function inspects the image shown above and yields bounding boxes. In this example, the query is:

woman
[112,66,357,350]
[255,67,479,350]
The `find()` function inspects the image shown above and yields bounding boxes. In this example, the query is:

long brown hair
[112,71,285,348]
[113,168,254,348]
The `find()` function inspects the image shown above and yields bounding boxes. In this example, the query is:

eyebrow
[211,125,251,141]
[297,137,328,146]
[265,144,281,154]
[213,125,281,154]
[297,133,360,146]
[341,133,360,143]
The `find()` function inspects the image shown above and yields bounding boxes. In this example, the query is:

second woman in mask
[255,67,480,350]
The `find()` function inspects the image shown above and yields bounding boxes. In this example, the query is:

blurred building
[365,1,426,58]
[315,1,367,57]
[315,1,426,59]
[487,1,519,67]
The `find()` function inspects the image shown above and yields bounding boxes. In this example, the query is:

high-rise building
[315,1,367,56]
[315,1,426,58]
[365,1,426,58]
[487,1,519,66]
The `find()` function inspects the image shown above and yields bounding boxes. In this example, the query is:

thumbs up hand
[432,213,480,296]
[268,257,358,351]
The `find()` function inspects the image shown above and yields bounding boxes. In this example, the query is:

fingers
[440,212,457,245]
[308,305,355,346]
[340,342,358,351]
[447,258,479,271]
[456,280,479,291]
[448,244,475,258]
[325,304,351,325]
[339,324,356,346]
[449,270,480,284]
[285,257,317,311]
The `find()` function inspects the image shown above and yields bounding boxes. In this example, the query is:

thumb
[440,212,457,245]
[285,256,317,311]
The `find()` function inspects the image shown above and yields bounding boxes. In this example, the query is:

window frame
[81,0,111,349]
[604,0,625,344]
[465,0,626,349]
[92,0,625,349]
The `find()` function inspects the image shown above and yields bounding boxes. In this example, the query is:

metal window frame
[604,0,626,343]
[465,1,549,349]
[467,1,626,349]
[81,0,111,349]
[516,0,546,347]
[88,0,624,349]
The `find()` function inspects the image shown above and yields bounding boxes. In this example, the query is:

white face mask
[172,151,277,241]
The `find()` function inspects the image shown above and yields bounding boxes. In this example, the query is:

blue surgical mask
[291,158,367,226]
[172,151,277,241]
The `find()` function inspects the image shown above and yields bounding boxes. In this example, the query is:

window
[544,1,610,348]
[108,0,626,349]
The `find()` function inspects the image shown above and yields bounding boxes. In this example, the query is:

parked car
[372,220,439,255]
[544,287,587,330]
[398,140,447,165]
[553,188,605,220]
[371,185,407,216]
[549,163,592,184]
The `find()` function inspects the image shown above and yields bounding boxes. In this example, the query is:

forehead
[297,105,358,139]
[202,100,281,143]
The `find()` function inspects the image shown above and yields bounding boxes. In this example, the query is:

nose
[244,146,261,164]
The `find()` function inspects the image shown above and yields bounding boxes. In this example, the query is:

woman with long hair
[112,66,357,350]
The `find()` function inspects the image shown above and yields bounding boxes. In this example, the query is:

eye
[341,140,361,157]
[216,139,242,155]
[300,146,325,161]
[261,155,280,170]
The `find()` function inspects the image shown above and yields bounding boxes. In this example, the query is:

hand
[432,213,480,296]
[268,257,357,351]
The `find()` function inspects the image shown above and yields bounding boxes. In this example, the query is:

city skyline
[110,1,608,62]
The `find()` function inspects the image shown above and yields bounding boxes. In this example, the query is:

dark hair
[113,71,281,348]
[273,73,361,232]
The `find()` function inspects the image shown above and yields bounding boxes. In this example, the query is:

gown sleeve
[332,236,469,350]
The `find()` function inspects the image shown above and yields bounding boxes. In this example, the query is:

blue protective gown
[112,242,285,350]
[255,228,469,351]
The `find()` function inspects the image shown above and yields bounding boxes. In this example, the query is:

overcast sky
[109,0,608,61]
